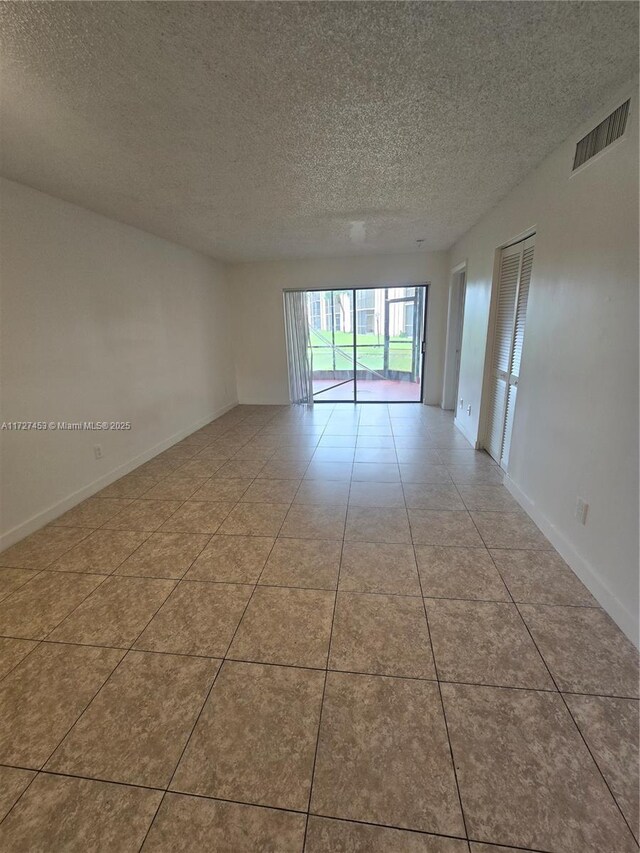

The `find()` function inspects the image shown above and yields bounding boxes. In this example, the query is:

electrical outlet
[467,404,472,416]
[575,497,589,525]
[94,445,103,460]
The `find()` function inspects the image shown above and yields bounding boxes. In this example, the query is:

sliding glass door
[306,285,427,403]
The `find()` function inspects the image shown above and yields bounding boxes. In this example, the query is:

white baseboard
[0,399,238,552]
[453,416,478,449]
[504,474,639,648]
[237,398,290,406]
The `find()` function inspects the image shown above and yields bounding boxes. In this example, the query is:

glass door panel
[355,286,426,402]
[307,289,355,402]
[354,288,383,402]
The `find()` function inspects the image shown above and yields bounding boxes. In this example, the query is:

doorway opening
[442,266,466,411]
[305,285,428,403]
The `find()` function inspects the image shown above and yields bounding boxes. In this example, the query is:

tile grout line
[0,511,178,684]
[7,627,637,698]
[137,442,299,851]
[0,570,47,602]
[471,508,640,847]
[113,528,213,581]
[0,759,607,853]
[136,407,291,851]
[409,524,471,844]
[1,404,636,849]
[4,567,120,692]
[511,591,640,844]
[307,810,558,853]
[37,559,195,786]
[5,616,638,696]
[0,609,136,829]
[301,423,351,851]
[0,553,123,685]
[0,405,276,838]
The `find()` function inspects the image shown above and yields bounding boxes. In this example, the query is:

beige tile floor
[0,403,638,852]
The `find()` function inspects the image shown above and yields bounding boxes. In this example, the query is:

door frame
[453,273,465,409]
[479,228,536,465]
[293,283,429,404]
[442,262,467,411]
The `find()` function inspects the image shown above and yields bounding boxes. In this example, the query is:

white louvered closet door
[485,234,535,469]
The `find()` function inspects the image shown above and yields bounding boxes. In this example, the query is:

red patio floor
[312,378,421,403]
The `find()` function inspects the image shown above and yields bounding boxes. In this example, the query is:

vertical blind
[283,290,313,404]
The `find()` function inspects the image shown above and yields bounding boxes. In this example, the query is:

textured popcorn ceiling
[1,2,637,261]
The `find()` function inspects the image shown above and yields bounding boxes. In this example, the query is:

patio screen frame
[284,283,429,404]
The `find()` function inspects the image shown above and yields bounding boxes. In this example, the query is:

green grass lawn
[309,329,414,373]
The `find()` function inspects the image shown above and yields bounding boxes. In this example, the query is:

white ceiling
[1,2,637,262]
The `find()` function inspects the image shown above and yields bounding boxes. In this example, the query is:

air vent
[572,99,630,170]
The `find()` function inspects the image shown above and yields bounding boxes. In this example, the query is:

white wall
[229,251,449,405]
[449,82,639,643]
[0,178,237,547]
